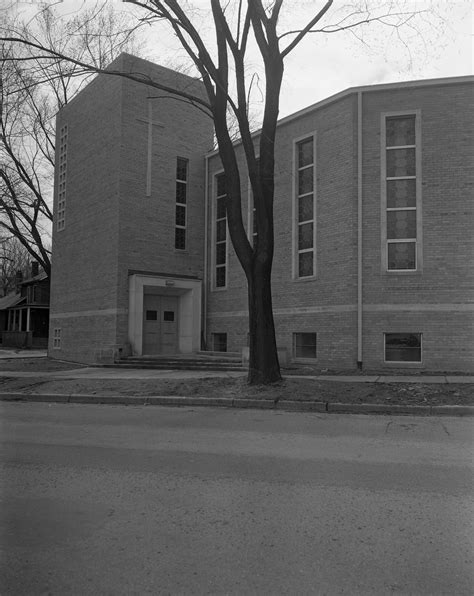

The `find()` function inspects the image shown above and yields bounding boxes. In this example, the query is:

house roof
[19,271,48,286]
[0,293,24,310]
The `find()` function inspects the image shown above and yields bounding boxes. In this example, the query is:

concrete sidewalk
[0,348,47,359]
[1,348,473,383]
[0,365,473,384]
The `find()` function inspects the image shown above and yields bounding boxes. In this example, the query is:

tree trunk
[247,259,281,384]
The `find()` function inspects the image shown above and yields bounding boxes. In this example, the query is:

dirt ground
[0,358,86,373]
[0,358,472,406]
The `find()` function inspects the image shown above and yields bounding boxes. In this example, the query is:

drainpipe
[202,153,209,350]
[357,91,363,369]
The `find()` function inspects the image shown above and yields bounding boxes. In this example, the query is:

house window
[383,113,420,271]
[385,333,422,362]
[175,157,188,250]
[294,136,316,278]
[293,332,317,359]
[57,125,68,231]
[212,332,227,352]
[53,328,61,349]
[215,173,227,288]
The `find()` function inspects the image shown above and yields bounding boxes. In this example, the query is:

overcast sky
[277,1,473,116]
[11,0,474,118]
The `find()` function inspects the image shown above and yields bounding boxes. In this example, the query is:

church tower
[49,54,214,363]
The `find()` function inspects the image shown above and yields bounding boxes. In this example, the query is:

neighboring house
[0,292,23,343]
[48,53,474,372]
[0,265,50,348]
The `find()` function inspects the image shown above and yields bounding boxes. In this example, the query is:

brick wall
[113,55,214,347]
[206,79,474,371]
[361,81,474,371]
[49,57,472,371]
[49,54,213,363]
[206,93,359,364]
[49,66,123,363]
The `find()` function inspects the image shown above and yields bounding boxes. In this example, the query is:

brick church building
[48,54,473,372]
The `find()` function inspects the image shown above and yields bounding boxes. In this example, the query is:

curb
[1,392,473,416]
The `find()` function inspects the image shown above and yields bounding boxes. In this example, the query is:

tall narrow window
[175,157,188,250]
[53,328,61,349]
[384,114,419,270]
[248,158,260,247]
[295,136,315,278]
[215,173,227,288]
[57,125,68,231]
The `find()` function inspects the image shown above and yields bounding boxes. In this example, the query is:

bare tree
[0,235,31,296]
[1,0,447,383]
[0,3,143,277]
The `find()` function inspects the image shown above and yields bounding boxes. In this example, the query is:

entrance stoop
[109,351,245,372]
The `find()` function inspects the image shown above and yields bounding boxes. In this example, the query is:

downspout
[357,91,363,369]
[202,153,209,351]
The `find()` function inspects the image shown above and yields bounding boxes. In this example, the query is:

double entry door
[142,294,178,355]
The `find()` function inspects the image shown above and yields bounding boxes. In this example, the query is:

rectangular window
[294,136,316,278]
[212,332,227,352]
[248,158,260,248]
[293,332,317,359]
[383,113,420,271]
[385,333,422,363]
[57,125,68,231]
[53,328,61,349]
[175,157,188,250]
[214,173,227,288]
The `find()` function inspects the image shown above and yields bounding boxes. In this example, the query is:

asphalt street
[1,402,473,595]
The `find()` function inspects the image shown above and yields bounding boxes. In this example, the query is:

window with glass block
[295,136,315,277]
[215,173,227,288]
[57,125,68,231]
[53,328,61,349]
[384,114,418,270]
[175,157,188,250]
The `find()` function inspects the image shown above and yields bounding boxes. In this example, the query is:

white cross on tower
[136,99,165,196]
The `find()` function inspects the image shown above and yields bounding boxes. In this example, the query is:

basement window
[212,333,227,352]
[385,333,422,362]
[53,328,61,349]
[293,332,317,359]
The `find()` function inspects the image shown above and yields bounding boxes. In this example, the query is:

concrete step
[107,363,245,371]
[109,352,246,371]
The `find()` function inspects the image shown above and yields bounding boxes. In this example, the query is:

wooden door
[142,294,161,354]
[142,294,179,355]
[160,296,178,354]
